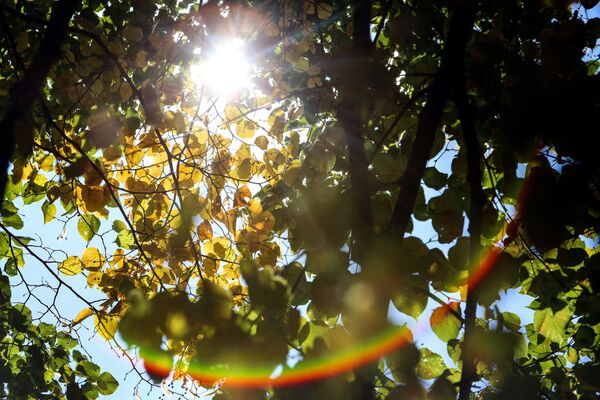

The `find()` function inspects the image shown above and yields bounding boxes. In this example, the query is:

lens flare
[140,324,414,388]
[138,244,510,388]
[139,31,531,391]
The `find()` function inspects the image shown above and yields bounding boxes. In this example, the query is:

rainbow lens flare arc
[138,245,508,389]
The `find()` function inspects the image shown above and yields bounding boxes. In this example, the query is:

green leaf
[4,258,18,277]
[430,302,461,342]
[1,213,23,230]
[533,306,571,344]
[0,232,8,257]
[391,282,428,319]
[77,214,100,242]
[116,229,135,249]
[566,347,578,364]
[556,248,587,268]
[501,311,521,332]
[41,200,56,224]
[305,248,348,275]
[112,220,127,232]
[76,359,100,378]
[416,347,446,379]
[423,167,448,190]
[97,371,118,395]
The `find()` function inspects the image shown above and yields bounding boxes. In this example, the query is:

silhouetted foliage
[1,0,600,399]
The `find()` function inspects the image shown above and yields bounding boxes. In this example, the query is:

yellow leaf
[205,237,234,261]
[87,271,103,287]
[192,126,209,144]
[58,256,83,276]
[282,159,302,187]
[125,145,144,166]
[197,220,213,241]
[76,185,108,213]
[236,119,256,139]
[250,211,275,234]
[254,135,269,150]
[236,143,252,163]
[459,284,468,301]
[238,229,267,253]
[72,308,94,327]
[223,209,238,235]
[38,154,55,171]
[234,159,252,181]
[110,249,125,267]
[267,108,285,130]
[247,199,263,214]
[234,185,252,208]
[82,248,106,271]
[224,103,246,123]
[94,313,120,340]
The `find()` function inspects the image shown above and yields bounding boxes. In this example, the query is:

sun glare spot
[191,39,251,95]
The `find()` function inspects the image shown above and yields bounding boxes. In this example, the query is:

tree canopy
[1,0,600,399]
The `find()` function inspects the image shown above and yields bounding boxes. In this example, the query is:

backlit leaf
[41,201,56,224]
[416,348,446,379]
[59,256,83,276]
[82,248,106,271]
[72,308,94,327]
[430,302,462,342]
[533,306,572,344]
[77,214,100,242]
[94,313,120,340]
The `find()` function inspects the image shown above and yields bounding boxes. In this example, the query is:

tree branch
[0,0,81,201]
[338,0,374,252]
[453,82,485,400]
[386,3,476,237]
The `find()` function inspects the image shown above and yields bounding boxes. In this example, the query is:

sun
[190,38,252,95]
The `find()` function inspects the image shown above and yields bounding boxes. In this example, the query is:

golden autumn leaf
[250,211,275,234]
[192,126,209,144]
[254,135,269,150]
[110,249,125,268]
[247,199,263,214]
[125,145,144,166]
[197,220,213,241]
[87,271,103,287]
[82,248,106,271]
[236,119,257,139]
[204,237,234,261]
[234,185,252,208]
[224,103,246,123]
[76,185,109,213]
[94,312,120,340]
[72,308,94,327]
[59,256,83,276]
